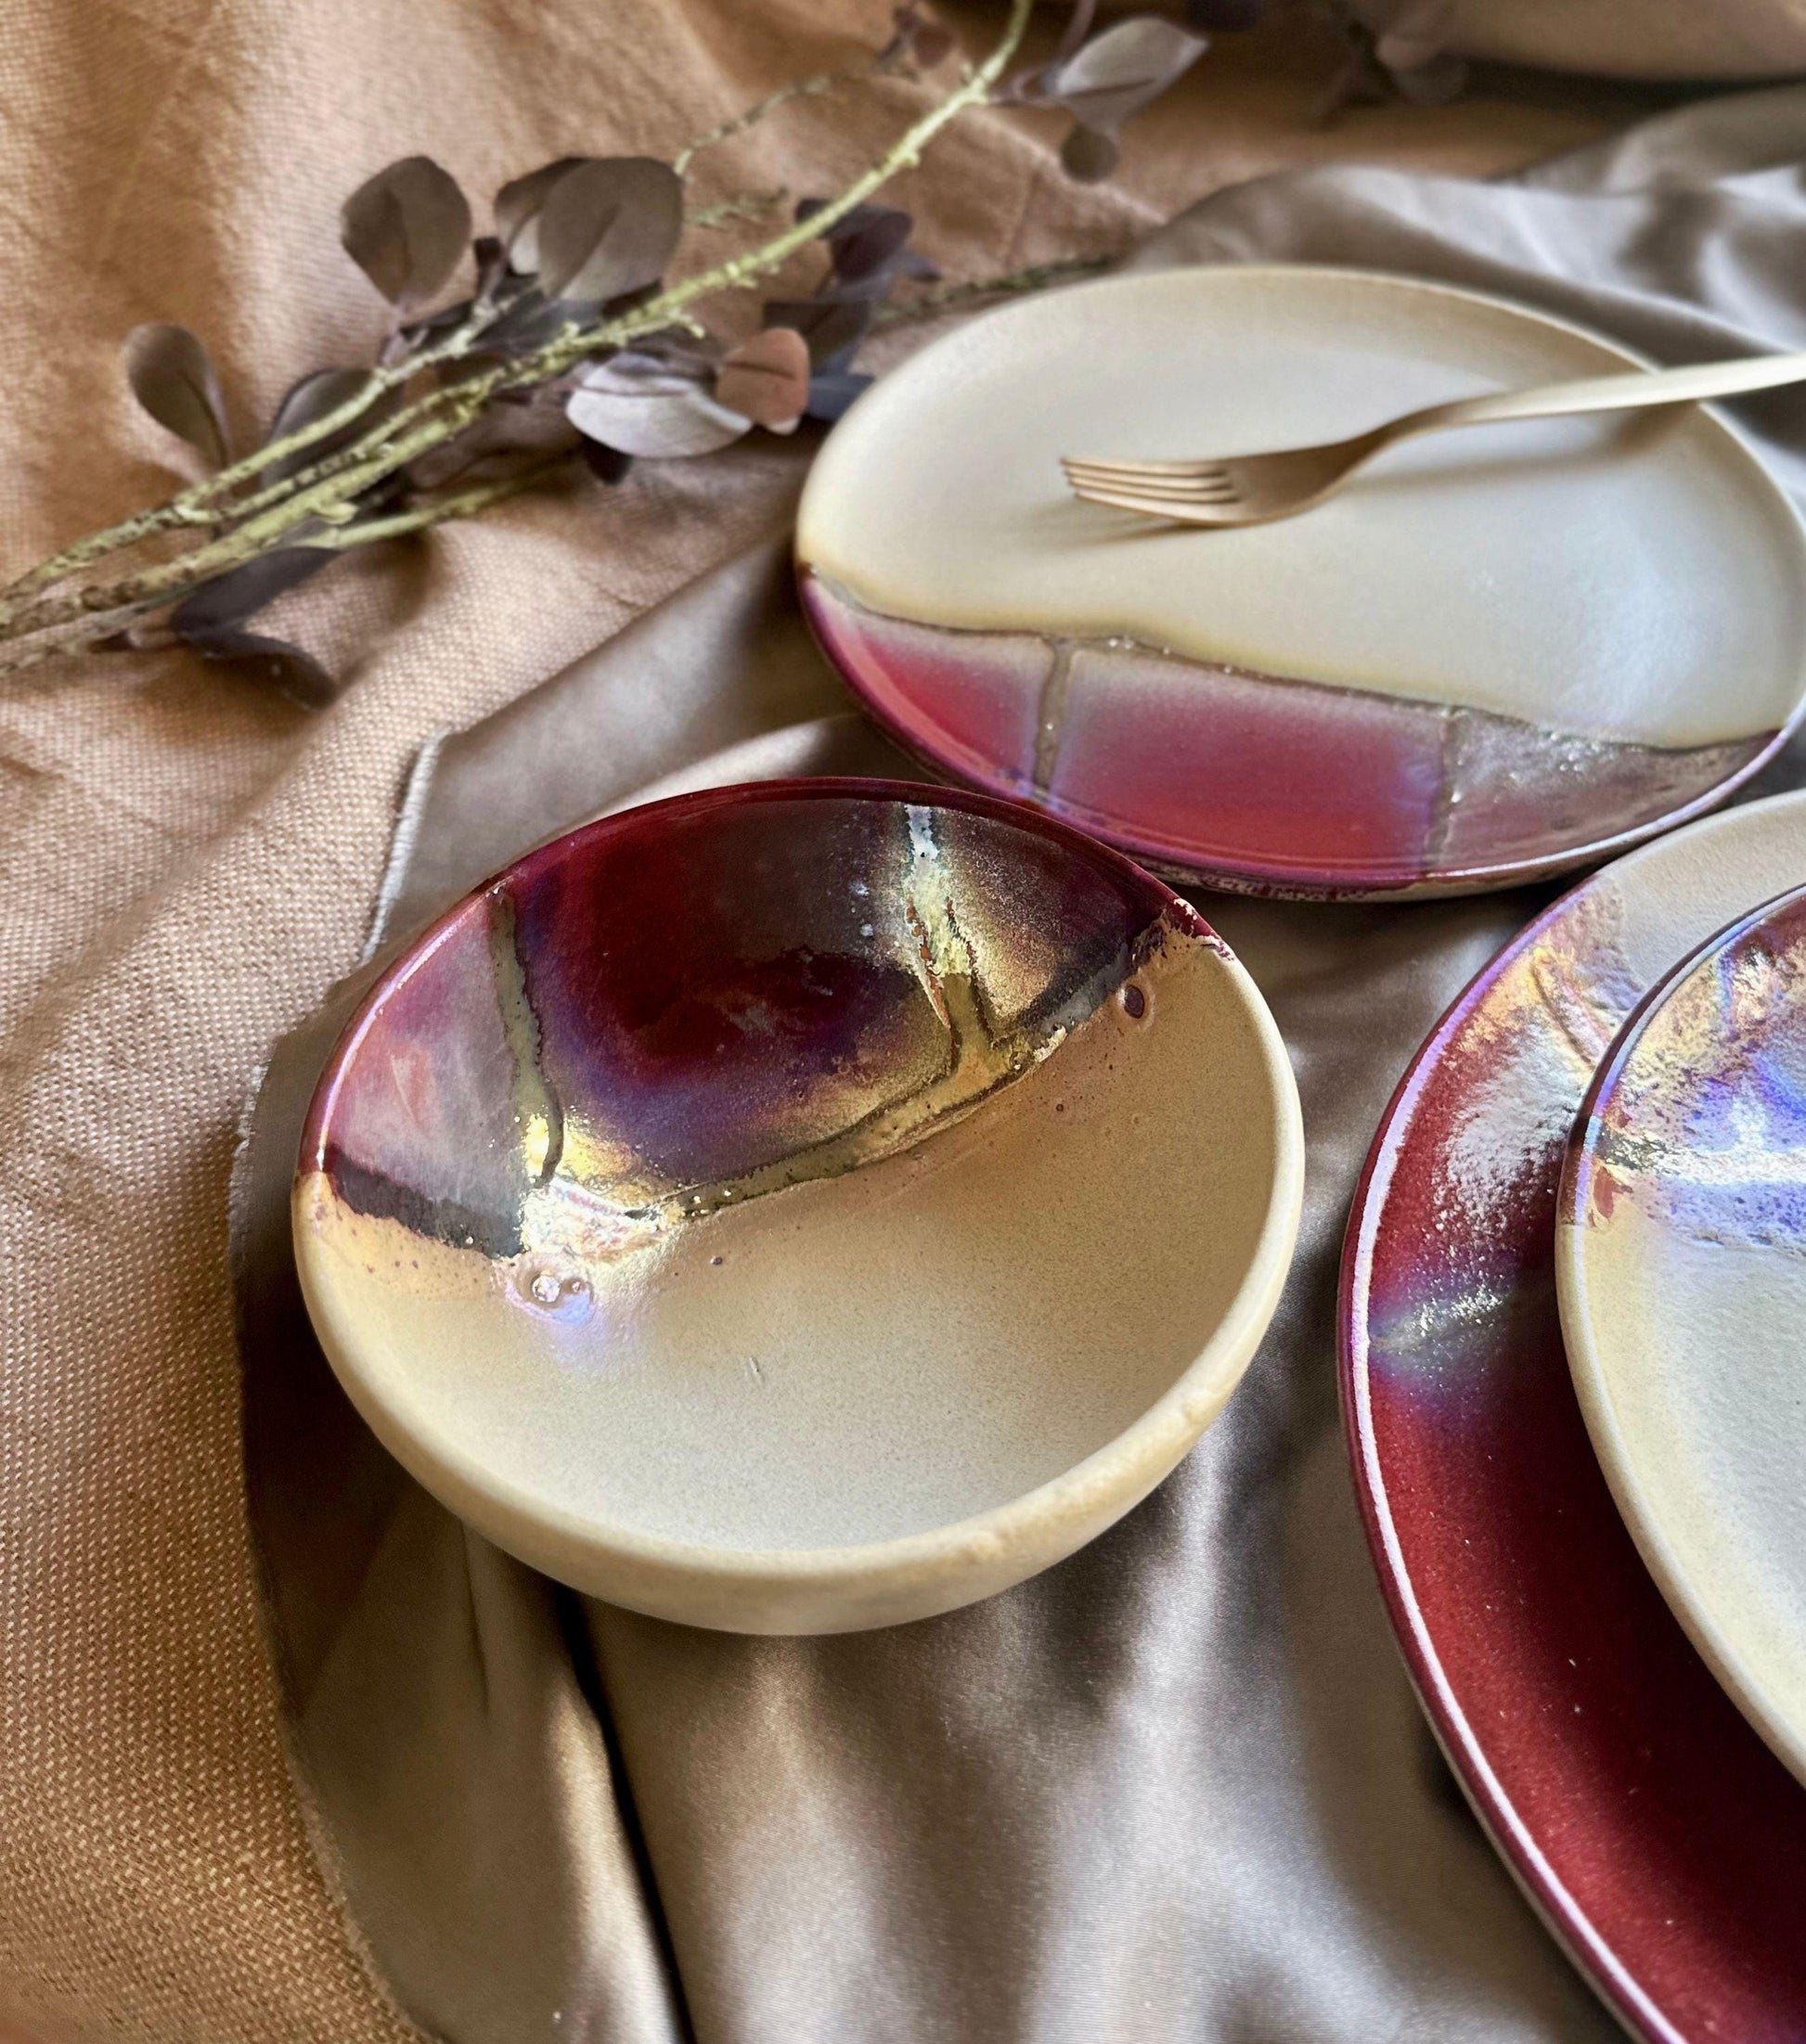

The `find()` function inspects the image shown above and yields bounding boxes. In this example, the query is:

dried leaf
[1060,122,1119,181]
[535,158,684,304]
[172,547,335,637]
[406,403,580,491]
[172,548,338,704]
[483,289,576,355]
[262,366,383,481]
[796,200,935,301]
[821,203,913,284]
[566,357,749,458]
[1050,0,1101,67]
[715,328,811,431]
[580,438,633,484]
[123,323,229,469]
[804,368,872,422]
[182,628,338,707]
[1041,16,1208,136]
[341,156,472,311]
[495,157,588,272]
[761,297,871,374]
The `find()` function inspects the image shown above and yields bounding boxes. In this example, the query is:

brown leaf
[406,403,581,491]
[566,357,749,457]
[173,548,339,704]
[535,158,683,304]
[262,366,384,480]
[1060,122,1119,181]
[495,157,589,272]
[172,547,335,636]
[123,324,229,469]
[341,157,472,311]
[581,438,633,484]
[762,297,871,373]
[183,628,338,707]
[716,328,810,431]
[1043,16,1208,136]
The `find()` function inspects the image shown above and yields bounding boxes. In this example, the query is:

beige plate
[798,265,1806,896]
[1559,875,1806,1785]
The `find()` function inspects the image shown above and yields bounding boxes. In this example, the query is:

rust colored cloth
[0,4,1648,2038]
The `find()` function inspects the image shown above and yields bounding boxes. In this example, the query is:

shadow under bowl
[293,778,1304,1633]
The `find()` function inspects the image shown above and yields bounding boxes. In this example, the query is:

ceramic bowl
[293,779,1304,1633]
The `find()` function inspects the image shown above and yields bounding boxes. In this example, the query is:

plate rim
[1338,787,1806,2044]
[1556,875,1806,1791]
[798,261,1806,900]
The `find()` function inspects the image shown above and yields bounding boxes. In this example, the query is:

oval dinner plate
[293,779,1303,1635]
[1341,791,1806,2040]
[1560,881,1806,1789]
[798,265,1806,898]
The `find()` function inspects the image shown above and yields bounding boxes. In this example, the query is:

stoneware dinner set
[291,264,1806,2038]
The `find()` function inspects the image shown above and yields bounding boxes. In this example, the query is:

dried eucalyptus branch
[871,253,1116,329]
[0,0,1228,698]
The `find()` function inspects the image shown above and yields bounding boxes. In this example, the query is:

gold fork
[1062,349,1806,530]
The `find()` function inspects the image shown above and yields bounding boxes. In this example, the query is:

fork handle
[1394,349,1806,442]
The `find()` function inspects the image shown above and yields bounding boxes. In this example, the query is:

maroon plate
[1340,790,1806,2041]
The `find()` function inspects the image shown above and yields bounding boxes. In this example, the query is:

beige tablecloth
[0,5,1688,2038]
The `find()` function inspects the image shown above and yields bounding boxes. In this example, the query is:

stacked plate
[1341,794,1806,2041]
[793,266,1806,2035]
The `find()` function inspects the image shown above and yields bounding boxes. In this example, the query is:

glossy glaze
[1561,882,1806,1787]
[296,779,1304,1633]
[1341,791,1806,2042]
[798,266,1806,898]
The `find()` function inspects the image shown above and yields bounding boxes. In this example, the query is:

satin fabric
[235,87,1806,2044]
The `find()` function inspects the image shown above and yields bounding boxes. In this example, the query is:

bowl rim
[292,775,1305,1602]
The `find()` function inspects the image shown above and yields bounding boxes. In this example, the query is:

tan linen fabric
[0,3,1641,2038]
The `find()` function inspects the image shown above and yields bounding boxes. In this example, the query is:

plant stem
[314,450,577,549]
[673,67,863,178]
[872,252,1116,328]
[0,299,507,613]
[0,0,1036,669]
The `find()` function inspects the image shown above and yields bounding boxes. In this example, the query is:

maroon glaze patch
[802,571,1779,900]
[301,780,1193,1258]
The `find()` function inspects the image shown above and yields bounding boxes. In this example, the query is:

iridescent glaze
[1574,888,1806,1251]
[296,779,1304,1634]
[1342,792,1806,2043]
[1560,883,1806,1788]
[803,572,1774,899]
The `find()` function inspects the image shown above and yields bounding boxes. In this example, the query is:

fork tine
[1062,456,1232,483]
[1067,479,1243,522]
[1071,473,1242,504]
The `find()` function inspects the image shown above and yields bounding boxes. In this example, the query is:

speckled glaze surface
[1341,791,1806,2042]
[295,779,1303,1634]
[797,266,1806,899]
[1560,882,1806,1789]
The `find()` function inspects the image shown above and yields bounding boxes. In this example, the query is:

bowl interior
[295,785,1289,1557]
